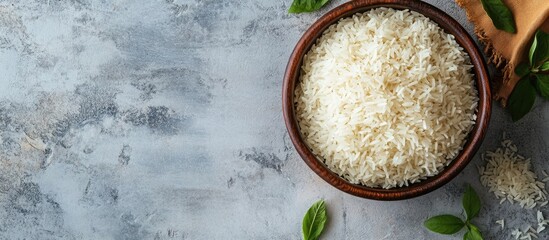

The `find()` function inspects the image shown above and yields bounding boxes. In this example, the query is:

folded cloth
[455,0,549,106]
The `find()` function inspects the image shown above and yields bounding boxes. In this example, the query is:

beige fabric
[456,0,549,106]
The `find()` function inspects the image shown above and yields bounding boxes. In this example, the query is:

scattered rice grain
[479,138,546,208]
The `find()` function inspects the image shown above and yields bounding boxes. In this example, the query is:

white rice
[497,219,505,229]
[512,229,522,239]
[294,8,478,188]
[479,137,546,209]
[495,186,549,239]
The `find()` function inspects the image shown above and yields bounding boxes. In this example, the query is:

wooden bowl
[282,0,491,200]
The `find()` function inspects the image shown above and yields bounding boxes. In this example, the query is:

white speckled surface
[0,0,548,239]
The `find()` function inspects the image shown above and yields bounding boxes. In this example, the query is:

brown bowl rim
[282,0,491,200]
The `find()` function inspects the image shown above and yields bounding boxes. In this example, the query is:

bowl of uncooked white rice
[282,0,491,200]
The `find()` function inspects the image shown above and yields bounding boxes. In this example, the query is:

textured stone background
[0,0,548,239]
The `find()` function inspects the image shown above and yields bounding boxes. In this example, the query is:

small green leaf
[289,0,331,13]
[462,184,481,221]
[515,62,531,77]
[541,61,549,71]
[467,224,484,240]
[479,0,516,33]
[302,199,327,240]
[424,215,465,235]
[508,76,536,121]
[536,74,549,99]
[464,231,472,240]
[530,30,549,67]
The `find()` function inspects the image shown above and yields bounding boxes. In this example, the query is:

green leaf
[467,224,484,240]
[289,0,331,13]
[462,184,481,221]
[541,61,549,71]
[515,62,531,77]
[424,215,465,235]
[463,231,472,240]
[530,30,549,67]
[479,0,516,33]
[536,74,549,99]
[508,76,536,121]
[302,199,327,240]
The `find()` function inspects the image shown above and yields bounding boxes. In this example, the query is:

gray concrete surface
[0,0,547,239]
